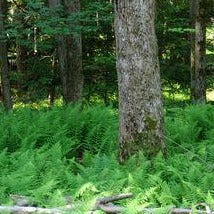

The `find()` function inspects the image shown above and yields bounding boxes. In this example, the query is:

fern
[0,104,213,210]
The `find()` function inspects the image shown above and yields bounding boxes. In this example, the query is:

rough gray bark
[48,0,83,104]
[0,0,12,111]
[190,0,206,103]
[114,0,165,163]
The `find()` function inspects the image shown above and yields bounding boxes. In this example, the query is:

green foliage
[0,105,214,212]
[3,0,214,104]
[156,0,191,93]
[206,27,214,89]
[4,0,116,104]
[83,55,117,106]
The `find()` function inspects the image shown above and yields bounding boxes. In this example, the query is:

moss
[120,116,159,161]
[124,127,160,160]
[145,116,157,130]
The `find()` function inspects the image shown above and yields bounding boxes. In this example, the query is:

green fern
[0,104,213,211]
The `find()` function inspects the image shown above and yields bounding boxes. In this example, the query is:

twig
[99,203,125,213]
[0,205,73,214]
[97,193,133,204]
[92,193,133,211]
[98,204,214,214]
[143,207,214,214]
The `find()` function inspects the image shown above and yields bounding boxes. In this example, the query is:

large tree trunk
[190,0,206,103]
[114,0,165,163]
[0,0,12,111]
[48,0,83,104]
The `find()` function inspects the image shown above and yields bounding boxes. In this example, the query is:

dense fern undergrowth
[0,104,214,212]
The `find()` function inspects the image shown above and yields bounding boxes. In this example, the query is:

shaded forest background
[0,0,213,107]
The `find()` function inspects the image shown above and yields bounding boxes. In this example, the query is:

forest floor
[0,102,214,213]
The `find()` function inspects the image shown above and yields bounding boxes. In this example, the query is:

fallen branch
[0,205,73,214]
[98,203,214,214]
[1,204,213,214]
[99,203,125,213]
[0,193,212,214]
[96,193,133,204]
[92,193,133,211]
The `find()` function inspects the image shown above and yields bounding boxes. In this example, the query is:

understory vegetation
[0,104,214,212]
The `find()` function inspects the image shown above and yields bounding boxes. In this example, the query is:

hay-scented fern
[0,104,213,212]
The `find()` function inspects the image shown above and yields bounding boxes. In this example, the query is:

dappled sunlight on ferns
[0,104,214,210]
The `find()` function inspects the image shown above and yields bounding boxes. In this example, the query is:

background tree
[49,0,83,104]
[14,0,27,75]
[0,0,213,106]
[190,0,206,103]
[114,0,166,163]
[0,0,12,111]
[81,0,116,105]
[156,0,191,98]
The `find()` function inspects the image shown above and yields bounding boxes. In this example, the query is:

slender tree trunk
[63,0,83,104]
[190,0,206,103]
[48,0,83,104]
[114,0,165,163]
[49,55,56,105]
[0,0,12,111]
[16,43,27,73]
[16,38,27,93]
[14,2,27,75]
